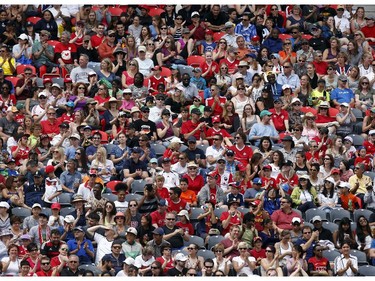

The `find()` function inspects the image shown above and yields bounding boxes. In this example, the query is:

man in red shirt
[151,199,168,228]
[271,196,303,232]
[91,23,106,49]
[206,116,233,146]
[228,132,253,167]
[181,108,206,142]
[40,107,62,138]
[361,15,375,47]
[98,30,117,62]
[167,187,190,215]
[55,31,77,73]
[307,244,333,276]
[363,129,375,155]
[36,256,54,276]
[220,198,243,235]
[312,50,328,76]
[269,98,289,132]
[205,85,227,116]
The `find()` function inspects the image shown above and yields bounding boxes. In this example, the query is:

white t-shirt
[134,255,155,269]
[94,233,113,265]
[232,256,255,276]
[1,257,21,276]
[135,58,154,77]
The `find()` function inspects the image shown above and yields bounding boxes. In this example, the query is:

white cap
[312,215,322,223]
[325,176,335,184]
[177,210,189,220]
[64,215,75,224]
[127,227,138,235]
[338,182,351,189]
[138,45,146,52]
[18,33,28,40]
[0,201,10,209]
[282,84,292,90]
[38,92,47,98]
[70,133,80,140]
[123,257,135,265]
[51,83,61,89]
[170,137,184,144]
[175,253,188,261]
[340,102,349,107]
[32,203,42,209]
[369,129,375,135]
[344,136,353,143]
[291,97,301,104]
[191,11,200,17]
[292,217,301,223]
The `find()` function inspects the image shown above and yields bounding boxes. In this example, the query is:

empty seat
[323,249,340,262]
[183,235,205,248]
[125,193,142,203]
[11,207,31,219]
[322,221,339,233]
[151,143,166,157]
[197,249,215,259]
[350,250,368,265]
[207,235,225,251]
[131,180,147,194]
[305,208,328,222]
[58,193,73,206]
[190,207,204,222]
[358,265,375,276]
[330,208,351,223]
[60,207,75,217]
[102,193,118,202]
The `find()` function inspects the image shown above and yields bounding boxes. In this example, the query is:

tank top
[279,242,293,266]
[244,116,258,132]
[233,96,250,118]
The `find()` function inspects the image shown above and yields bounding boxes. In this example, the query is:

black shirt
[162,225,184,249]
[60,268,80,276]
[167,267,187,276]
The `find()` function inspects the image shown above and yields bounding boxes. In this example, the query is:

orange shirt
[181,189,197,205]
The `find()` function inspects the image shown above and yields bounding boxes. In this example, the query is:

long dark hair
[258,136,272,152]
[356,215,372,243]
[337,217,355,246]
[322,179,334,198]
[75,147,88,174]
[271,150,285,167]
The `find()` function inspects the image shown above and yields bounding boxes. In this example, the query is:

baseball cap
[191,108,202,115]
[191,11,200,17]
[259,110,272,118]
[312,216,322,223]
[32,203,42,209]
[138,45,146,52]
[338,74,348,82]
[252,178,262,185]
[51,203,61,210]
[152,227,164,235]
[226,149,235,156]
[127,227,138,236]
[0,202,10,209]
[64,215,75,224]
[292,217,301,224]
[187,136,197,143]
[224,21,234,29]
[175,253,188,261]
[45,165,55,174]
[158,198,168,207]
[331,168,340,174]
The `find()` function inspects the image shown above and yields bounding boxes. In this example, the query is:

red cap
[205,29,214,36]
[331,168,340,174]
[263,165,272,170]
[139,5,150,11]
[51,202,61,210]
[251,199,261,206]
[152,66,161,71]
[207,171,219,178]
[212,116,221,123]
[45,165,55,174]
[251,35,260,42]
[64,77,72,83]
[237,163,246,172]
[43,78,52,84]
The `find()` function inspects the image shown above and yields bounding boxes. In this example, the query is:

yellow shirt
[348,174,372,194]
[0,57,16,76]
[311,88,330,107]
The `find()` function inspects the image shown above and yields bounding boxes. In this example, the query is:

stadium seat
[353,209,373,222]
[301,34,312,40]
[102,193,118,202]
[322,249,340,262]
[364,171,375,181]
[5,76,19,87]
[197,249,215,259]
[207,235,225,250]
[131,180,147,194]
[328,107,339,116]
[27,16,41,25]
[148,8,164,17]
[346,134,364,147]
[60,207,75,217]
[190,207,204,222]
[213,32,226,42]
[78,264,102,276]
[183,235,205,248]
[11,207,31,219]
[279,33,292,40]
[160,67,171,77]
[58,193,73,207]
[358,265,375,276]
[151,143,166,157]
[187,55,206,67]
[125,193,142,203]
[16,64,36,75]
[322,221,338,233]
[305,208,328,223]
[330,208,351,223]
[52,77,64,88]
[214,208,226,219]
[108,7,123,16]
[300,106,317,115]
[238,207,249,215]
[42,207,52,217]
[106,180,121,194]
[350,249,368,265]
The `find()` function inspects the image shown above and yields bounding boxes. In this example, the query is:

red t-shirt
[182,174,205,195]
[149,75,166,91]
[269,108,289,132]
[361,25,375,46]
[261,176,277,189]
[199,61,219,80]
[156,187,170,200]
[150,210,166,227]
[11,145,29,166]
[312,61,328,76]
[275,173,299,191]
[220,211,243,235]
[60,113,75,123]
[219,58,240,74]
[228,145,253,167]
[156,256,174,273]
[205,96,227,116]
[363,140,375,155]
[181,120,202,140]
[307,256,330,272]
[167,198,189,214]
[55,43,77,64]
[41,119,62,136]
[175,221,194,235]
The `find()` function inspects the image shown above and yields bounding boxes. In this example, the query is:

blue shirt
[111,145,130,170]
[330,87,354,104]
[235,22,257,43]
[67,238,94,264]
[248,123,279,146]
[60,170,82,191]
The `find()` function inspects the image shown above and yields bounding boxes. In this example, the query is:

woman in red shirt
[200,51,219,81]
[182,162,204,195]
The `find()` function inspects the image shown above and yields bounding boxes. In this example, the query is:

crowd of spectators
[1,3,375,277]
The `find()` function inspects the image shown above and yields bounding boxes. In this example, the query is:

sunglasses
[41,262,50,265]
[166,218,175,220]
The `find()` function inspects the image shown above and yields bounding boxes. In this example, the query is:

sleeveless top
[233,96,251,118]
[244,116,258,132]
[279,241,293,266]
